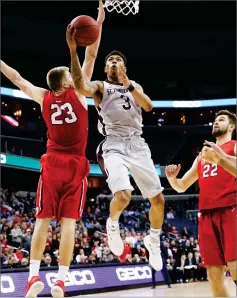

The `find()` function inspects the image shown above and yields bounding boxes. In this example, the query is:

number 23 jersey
[42,88,88,155]
[97,81,143,137]
[197,140,236,211]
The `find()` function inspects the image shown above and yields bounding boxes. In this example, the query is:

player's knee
[149,193,165,207]
[114,190,131,209]
[60,218,76,233]
[34,218,51,234]
[207,265,225,284]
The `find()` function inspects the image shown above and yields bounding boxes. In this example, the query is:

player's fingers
[171,165,176,172]
[67,24,72,32]
[72,29,77,38]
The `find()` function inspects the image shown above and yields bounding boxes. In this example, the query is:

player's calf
[107,190,131,256]
[144,193,165,271]
[110,190,131,221]
[207,265,230,297]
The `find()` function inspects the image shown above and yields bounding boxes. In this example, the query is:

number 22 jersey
[42,88,88,155]
[197,140,236,211]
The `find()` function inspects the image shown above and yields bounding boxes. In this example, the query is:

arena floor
[83,278,236,297]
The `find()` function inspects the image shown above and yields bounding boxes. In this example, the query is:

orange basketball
[70,15,100,47]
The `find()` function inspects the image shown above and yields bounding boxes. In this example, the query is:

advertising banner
[1,264,164,296]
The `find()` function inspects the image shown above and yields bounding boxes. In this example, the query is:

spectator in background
[167,210,175,219]
[193,251,202,281]
[175,254,186,283]
[182,226,189,238]
[164,241,173,259]
[22,229,32,252]
[76,249,88,264]
[199,258,207,281]
[184,252,195,282]
[11,224,23,247]
[120,240,131,263]
[171,226,179,235]
[21,257,29,267]
[42,255,52,268]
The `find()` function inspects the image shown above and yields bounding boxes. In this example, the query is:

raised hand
[97,0,105,25]
[201,146,220,164]
[66,24,77,51]
[165,164,181,178]
[118,67,130,88]
[203,140,227,161]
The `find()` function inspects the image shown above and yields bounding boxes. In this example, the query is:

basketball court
[84,278,236,297]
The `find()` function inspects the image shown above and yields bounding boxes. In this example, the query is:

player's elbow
[143,102,153,112]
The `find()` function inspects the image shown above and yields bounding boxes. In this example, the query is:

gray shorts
[96,136,164,199]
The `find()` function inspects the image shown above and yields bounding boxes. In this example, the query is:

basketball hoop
[103,0,140,16]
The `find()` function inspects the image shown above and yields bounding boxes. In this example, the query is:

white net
[103,0,140,15]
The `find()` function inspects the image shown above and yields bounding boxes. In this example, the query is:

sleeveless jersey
[96,81,143,137]
[42,88,88,155]
[197,140,236,211]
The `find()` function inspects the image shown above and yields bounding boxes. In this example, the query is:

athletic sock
[107,217,119,230]
[150,228,161,243]
[57,265,69,282]
[28,260,41,281]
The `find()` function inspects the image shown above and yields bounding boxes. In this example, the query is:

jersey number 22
[203,164,218,178]
[51,103,77,124]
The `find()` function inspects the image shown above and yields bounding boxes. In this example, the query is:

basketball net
[103,0,140,15]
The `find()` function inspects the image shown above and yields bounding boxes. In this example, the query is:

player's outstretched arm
[66,25,103,97]
[165,158,198,193]
[82,0,105,81]
[118,68,153,112]
[202,141,236,177]
[0,60,47,105]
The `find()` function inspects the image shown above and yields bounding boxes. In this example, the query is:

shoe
[151,286,156,289]
[51,280,65,297]
[168,285,172,288]
[144,235,163,271]
[106,219,124,256]
[25,276,44,297]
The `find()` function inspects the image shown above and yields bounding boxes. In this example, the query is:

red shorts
[36,152,90,221]
[198,206,236,265]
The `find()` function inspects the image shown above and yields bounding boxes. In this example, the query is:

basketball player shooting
[66,26,165,271]
[1,1,105,297]
[166,110,236,297]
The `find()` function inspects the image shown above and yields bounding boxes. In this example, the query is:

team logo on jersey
[107,88,128,95]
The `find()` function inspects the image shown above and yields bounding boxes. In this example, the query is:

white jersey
[96,81,143,137]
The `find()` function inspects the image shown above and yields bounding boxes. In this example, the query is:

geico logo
[0,154,6,164]
[116,266,152,281]
[173,101,201,108]
[46,270,95,287]
[1,276,15,293]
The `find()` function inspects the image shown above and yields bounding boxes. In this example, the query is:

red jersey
[198,140,236,211]
[42,88,88,155]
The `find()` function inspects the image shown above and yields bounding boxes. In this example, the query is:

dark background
[1,1,236,99]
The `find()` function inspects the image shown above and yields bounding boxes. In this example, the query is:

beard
[212,127,228,137]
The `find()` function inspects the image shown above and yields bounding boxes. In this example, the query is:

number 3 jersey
[197,140,236,211]
[97,81,143,137]
[42,88,88,155]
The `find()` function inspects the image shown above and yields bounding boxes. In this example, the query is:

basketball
[70,15,100,47]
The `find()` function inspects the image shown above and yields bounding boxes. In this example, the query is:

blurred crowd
[0,187,210,284]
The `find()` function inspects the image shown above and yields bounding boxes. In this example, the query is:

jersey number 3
[121,95,131,110]
[51,103,77,124]
[203,164,218,178]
